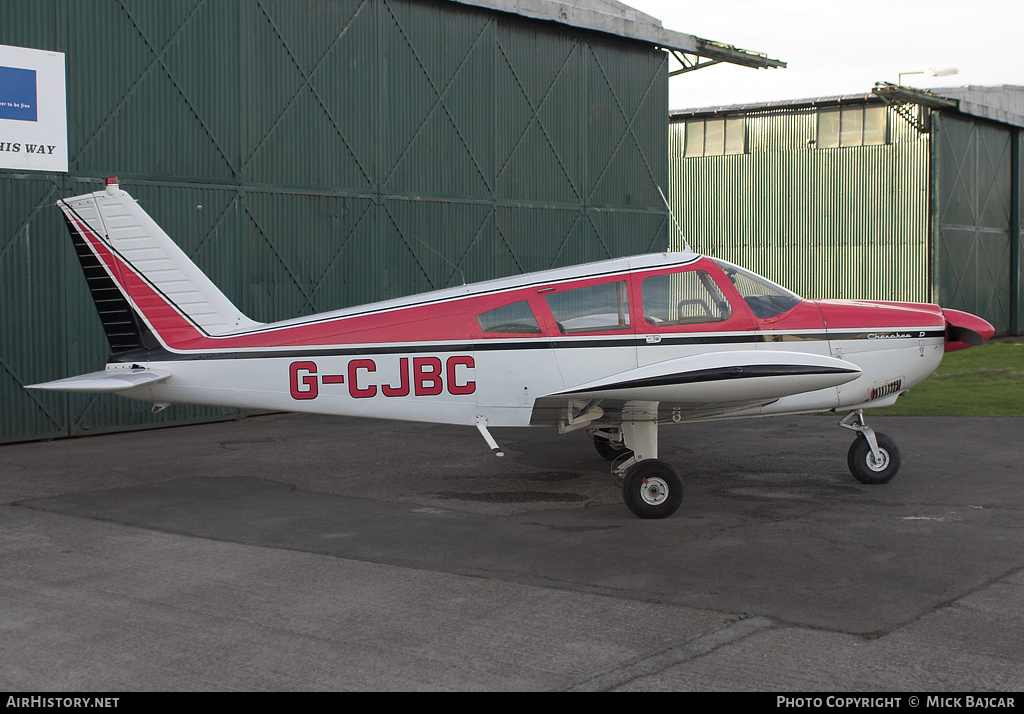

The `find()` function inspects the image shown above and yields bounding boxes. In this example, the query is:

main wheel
[847,432,901,484]
[593,434,633,462]
[621,460,683,519]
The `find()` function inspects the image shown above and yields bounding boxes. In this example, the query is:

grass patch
[874,337,1024,416]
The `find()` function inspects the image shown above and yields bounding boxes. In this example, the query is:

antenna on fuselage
[413,236,467,286]
[658,186,692,254]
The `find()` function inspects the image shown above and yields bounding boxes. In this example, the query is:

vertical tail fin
[58,179,260,353]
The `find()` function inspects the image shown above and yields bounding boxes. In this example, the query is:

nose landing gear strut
[839,410,901,484]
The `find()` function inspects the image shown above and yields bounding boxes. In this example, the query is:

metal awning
[448,0,786,71]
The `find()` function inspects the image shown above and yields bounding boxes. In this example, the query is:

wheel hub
[866,449,890,472]
[640,476,670,506]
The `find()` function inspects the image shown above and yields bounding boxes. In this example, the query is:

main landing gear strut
[590,411,683,520]
[838,410,901,484]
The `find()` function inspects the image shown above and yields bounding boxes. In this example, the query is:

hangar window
[817,105,888,148]
[545,281,630,334]
[683,117,746,157]
[642,270,732,326]
[476,300,542,334]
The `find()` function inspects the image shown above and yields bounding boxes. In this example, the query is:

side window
[545,281,630,334]
[641,270,732,326]
[476,300,542,334]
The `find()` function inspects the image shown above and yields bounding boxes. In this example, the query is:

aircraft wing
[26,369,172,393]
[530,350,861,426]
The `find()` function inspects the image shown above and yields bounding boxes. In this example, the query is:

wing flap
[26,369,171,393]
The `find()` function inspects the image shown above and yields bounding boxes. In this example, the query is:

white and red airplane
[30,179,995,518]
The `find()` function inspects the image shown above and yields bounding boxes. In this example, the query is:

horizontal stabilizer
[26,369,171,393]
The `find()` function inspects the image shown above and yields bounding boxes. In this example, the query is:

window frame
[817,104,889,148]
[639,269,734,328]
[683,116,747,157]
[475,299,543,335]
[543,279,632,335]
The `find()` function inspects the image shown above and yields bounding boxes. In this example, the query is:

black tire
[621,460,683,519]
[847,432,901,485]
[593,434,632,462]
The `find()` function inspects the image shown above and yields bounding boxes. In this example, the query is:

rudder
[58,178,260,353]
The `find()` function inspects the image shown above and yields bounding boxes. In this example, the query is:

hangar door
[932,113,1014,333]
[0,0,669,442]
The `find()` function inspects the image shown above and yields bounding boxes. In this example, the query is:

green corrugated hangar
[668,83,1024,337]
[1,0,780,443]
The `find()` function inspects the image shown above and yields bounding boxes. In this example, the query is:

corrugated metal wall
[668,105,930,303]
[932,112,1015,334]
[1,0,669,443]
[670,100,1024,335]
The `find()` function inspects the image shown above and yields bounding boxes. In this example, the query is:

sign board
[0,44,67,173]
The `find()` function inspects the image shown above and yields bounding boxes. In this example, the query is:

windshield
[711,259,802,319]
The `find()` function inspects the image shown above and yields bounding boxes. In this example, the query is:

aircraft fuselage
[31,184,996,518]
[100,252,950,430]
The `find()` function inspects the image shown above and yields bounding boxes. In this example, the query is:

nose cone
[943,308,996,352]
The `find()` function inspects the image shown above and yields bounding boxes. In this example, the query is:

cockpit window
[641,270,732,325]
[476,300,542,334]
[545,280,630,334]
[712,259,801,319]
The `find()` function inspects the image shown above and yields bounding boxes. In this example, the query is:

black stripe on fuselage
[106,329,946,364]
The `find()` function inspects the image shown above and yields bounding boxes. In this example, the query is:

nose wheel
[847,432,901,484]
[839,411,901,484]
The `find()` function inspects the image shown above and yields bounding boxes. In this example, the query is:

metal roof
[930,85,1024,129]
[670,94,885,120]
[670,85,1024,130]
[447,0,785,70]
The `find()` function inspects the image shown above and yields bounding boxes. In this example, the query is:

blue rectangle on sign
[0,65,38,122]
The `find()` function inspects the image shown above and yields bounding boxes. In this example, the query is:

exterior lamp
[898,67,959,85]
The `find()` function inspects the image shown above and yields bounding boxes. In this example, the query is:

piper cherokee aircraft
[29,179,995,518]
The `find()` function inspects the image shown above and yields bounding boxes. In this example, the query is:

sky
[622,0,1024,110]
